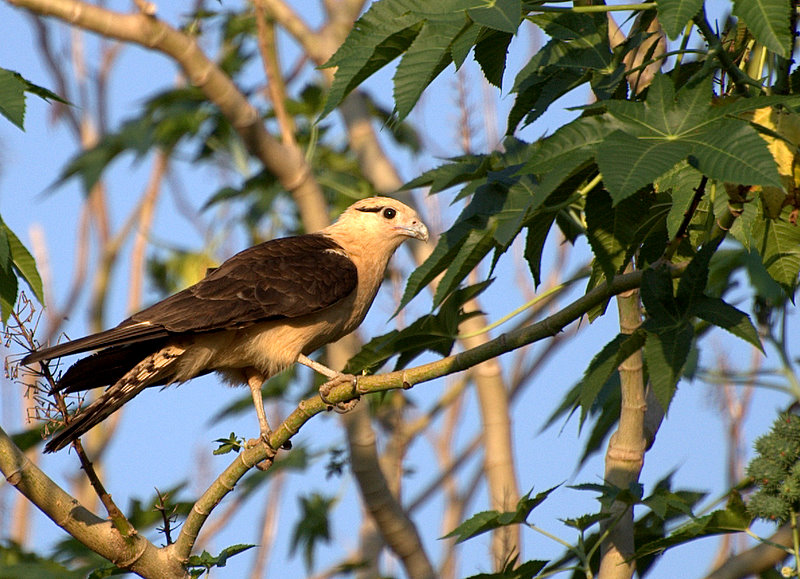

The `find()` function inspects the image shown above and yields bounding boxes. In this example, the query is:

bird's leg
[296,354,360,412]
[246,371,272,443]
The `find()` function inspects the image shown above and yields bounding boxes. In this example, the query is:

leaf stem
[693,9,763,95]
[532,3,655,13]
[456,271,587,339]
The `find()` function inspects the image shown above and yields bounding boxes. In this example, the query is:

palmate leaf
[4,221,44,304]
[693,296,762,350]
[732,0,792,58]
[597,133,688,204]
[290,493,335,569]
[393,17,469,119]
[656,0,703,39]
[400,150,554,309]
[473,29,513,87]
[687,121,781,187]
[655,161,706,239]
[597,75,784,202]
[0,68,27,129]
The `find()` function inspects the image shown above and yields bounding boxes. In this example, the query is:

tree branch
[5,0,330,231]
[0,424,187,577]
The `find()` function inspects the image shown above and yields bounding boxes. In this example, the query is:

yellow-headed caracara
[23,197,428,453]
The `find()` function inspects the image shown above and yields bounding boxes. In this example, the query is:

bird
[22,196,429,453]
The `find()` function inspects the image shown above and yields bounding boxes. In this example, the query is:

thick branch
[598,270,646,579]
[272,265,675,447]
[0,425,187,578]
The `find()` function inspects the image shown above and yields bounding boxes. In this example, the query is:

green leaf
[656,0,703,39]
[687,121,781,187]
[393,17,466,119]
[187,544,255,571]
[403,153,490,193]
[693,296,763,351]
[0,68,27,129]
[467,0,520,33]
[433,224,496,307]
[213,432,245,455]
[636,491,750,557]
[675,235,723,310]
[644,324,693,412]
[643,484,699,520]
[4,222,44,305]
[345,280,490,373]
[473,29,513,87]
[584,189,650,280]
[321,0,422,118]
[752,205,800,295]
[507,11,611,132]
[444,487,557,543]
[290,493,335,569]
[577,331,646,421]
[521,115,609,197]
[465,558,548,579]
[598,76,783,201]
[732,0,792,58]
[641,266,682,326]
[655,161,706,239]
[0,541,84,579]
[523,212,555,287]
[597,131,689,202]
[0,260,18,325]
[322,0,500,121]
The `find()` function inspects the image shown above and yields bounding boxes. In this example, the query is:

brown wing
[22,234,357,364]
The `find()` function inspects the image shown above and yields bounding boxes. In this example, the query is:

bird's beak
[397,221,429,242]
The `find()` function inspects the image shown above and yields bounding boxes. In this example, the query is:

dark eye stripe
[356,206,383,213]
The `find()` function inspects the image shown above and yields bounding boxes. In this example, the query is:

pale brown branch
[6,0,329,231]
[253,1,296,146]
[598,270,646,579]
[0,424,187,577]
[127,150,168,314]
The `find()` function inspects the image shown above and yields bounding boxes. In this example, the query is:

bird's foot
[319,372,360,413]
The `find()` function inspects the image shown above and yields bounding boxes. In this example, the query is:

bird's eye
[383,208,396,219]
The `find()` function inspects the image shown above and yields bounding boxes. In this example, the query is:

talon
[332,397,360,413]
[318,372,359,412]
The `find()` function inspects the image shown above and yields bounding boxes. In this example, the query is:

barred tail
[44,345,184,453]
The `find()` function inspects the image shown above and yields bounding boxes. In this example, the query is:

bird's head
[328,197,429,249]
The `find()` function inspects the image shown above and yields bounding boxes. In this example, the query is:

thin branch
[6,0,330,230]
[253,2,296,146]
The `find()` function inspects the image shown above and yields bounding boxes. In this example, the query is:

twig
[9,305,135,536]
[662,175,708,261]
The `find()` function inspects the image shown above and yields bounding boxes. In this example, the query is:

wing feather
[22,234,357,364]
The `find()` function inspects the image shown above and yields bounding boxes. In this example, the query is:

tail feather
[54,340,168,394]
[22,322,169,366]
[45,345,185,453]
